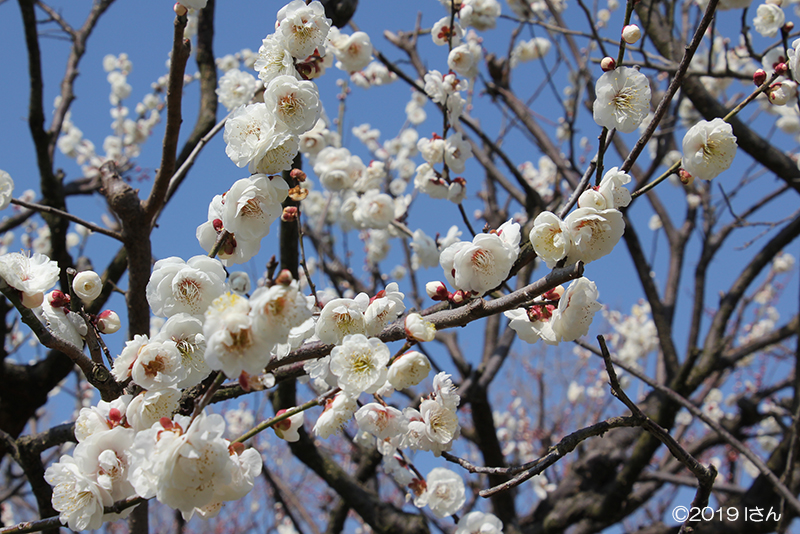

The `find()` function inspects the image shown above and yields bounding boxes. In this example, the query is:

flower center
[470,248,494,274]
[177,279,202,306]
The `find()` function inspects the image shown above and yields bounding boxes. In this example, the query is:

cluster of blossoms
[57,54,165,179]
[46,398,261,528]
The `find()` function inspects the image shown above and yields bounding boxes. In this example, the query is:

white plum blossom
[229,271,251,295]
[146,256,227,318]
[254,34,299,84]
[128,413,256,517]
[593,67,651,133]
[0,252,60,308]
[125,387,182,431]
[455,511,504,534]
[424,70,467,124]
[563,207,625,265]
[420,397,460,445]
[44,456,113,531]
[313,392,358,438]
[388,351,432,389]
[444,132,473,174]
[203,293,269,378]
[224,103,298,175]
[0,170,14,211]
[506,278,601,344]
[460,0,502,31]
[405,313,436,342]
[510,37,551,68]
[681,118,737,181]
[417,136,445,165]
[440,220,521,295]
[72,270,103,301]
[197,195,262,266]
[74,395,131,442]
[551,278,603,342]
[221,175,289,242]
[414,163,450,199]
[411,229,441,269]
[216,69,257,112]
[315,296,368,344]
[415,467,466,518]
[448,43,481,79]
[431,17,463,46]
[529,211,572,269]
[314,146,365,191]
[249,277,314,346]
[354,190,397,229]
[39,293,87,348]
[329,334,391,396]
[264,75,321,134]
[753,4,784,38]
[355,403,406,440]
[364,283,406,336]
[597,167,632,209]
[273,410,305,442]
[275,0,331,59]
[330,31,373,72]
[152,313,209,388]
[129,340,186,390]
[111,334,149,382]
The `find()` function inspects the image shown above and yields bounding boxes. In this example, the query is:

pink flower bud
[775,63,789,77]
[48,290,71,308]
[173,2,188,16]
[601,57,616,72]
[450,290,469,304]
[784,21,795,32]
[425,281,450,301]
[753,69,767,86]
[275,269,294,286]
[621,24,641,44]
[96,310,121,334]
[679,169,694,185]
[290,169,307,182]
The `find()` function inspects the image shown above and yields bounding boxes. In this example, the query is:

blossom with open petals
[681,118,737,181]
[593,67,651,133]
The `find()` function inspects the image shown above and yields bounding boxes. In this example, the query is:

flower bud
[275,269,294,286]
[229,271,251,295]
[48,290,71,308]
[450,290,469,304]
[679,169,694,185]
[96,310,121,334]
[753,69,767,86]
[768,81,795,105]
[388,351,432,389]
[404,313,436,342]
[173,2,188,16]
[281,206,299,222]
[426,281,450,301]
[784,21,795,32]
[601,57,616,72]
[20,291,44,309]
[290,168,307,182]
[621,24,641,44]
[542,286,565,301]
[775,62,789,77]
[72,270,103,301]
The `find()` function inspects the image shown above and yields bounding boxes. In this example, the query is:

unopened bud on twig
[601,57,616,72]
[281,206,299,222]
[622,24,641,44]
[173,2,188,16]
[96,310,121,334]
[753,69,767,86]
